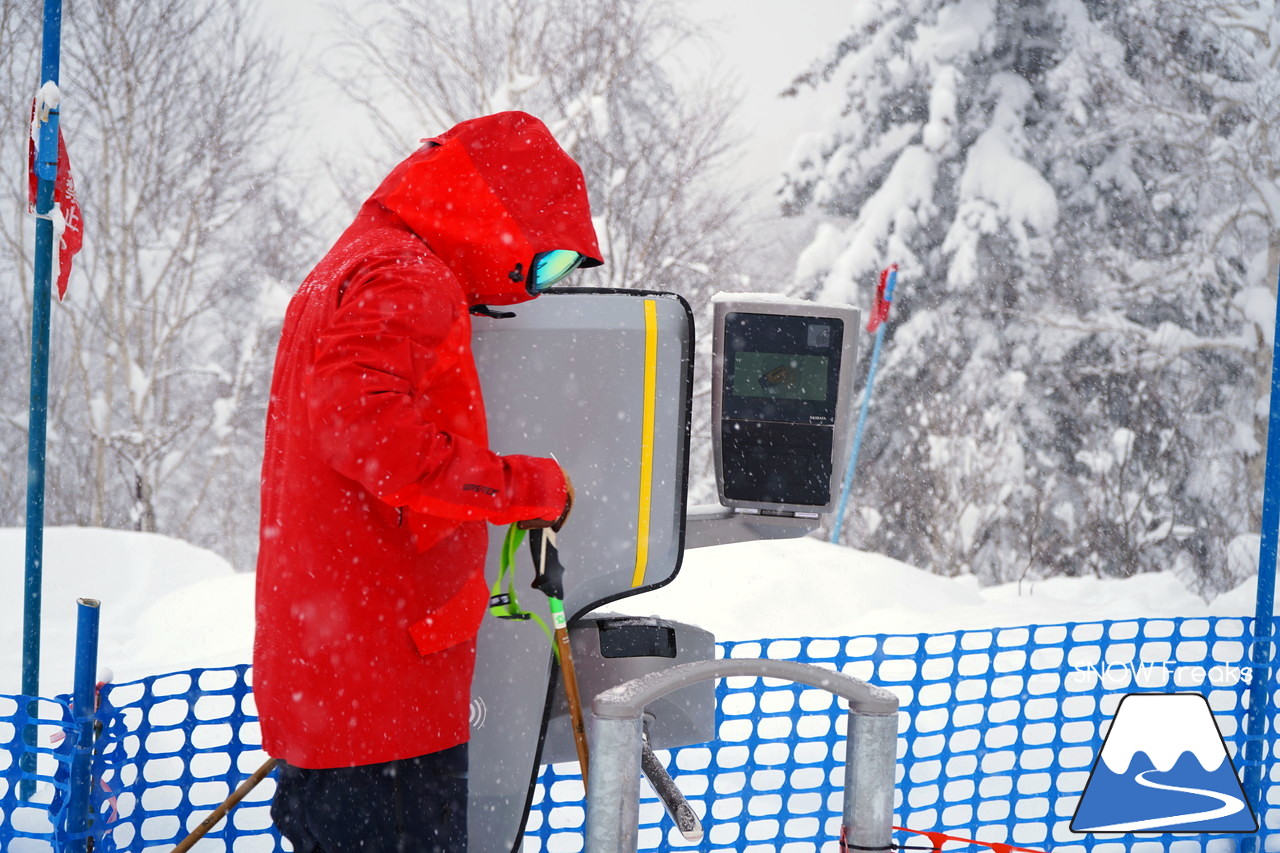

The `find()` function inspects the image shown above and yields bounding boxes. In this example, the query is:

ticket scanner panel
[712,296,861,514]
[720,311,845,507]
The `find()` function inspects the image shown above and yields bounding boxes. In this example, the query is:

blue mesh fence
[527,618,1277,853]
[88,666,280,852]
[2,617,1276,852]
[0,695,72,853]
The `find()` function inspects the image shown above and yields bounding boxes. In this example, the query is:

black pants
[271,744,468,852]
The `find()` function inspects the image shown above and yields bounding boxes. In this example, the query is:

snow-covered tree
[327,0,758,499]
[330,0,749,310]
[783,0,1279,592]
[0,0,313,569]
[1050,0,1280,594]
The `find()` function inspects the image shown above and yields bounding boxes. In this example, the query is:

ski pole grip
[528,528,566,600]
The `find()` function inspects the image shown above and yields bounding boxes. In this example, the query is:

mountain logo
[1072,692,1257,833]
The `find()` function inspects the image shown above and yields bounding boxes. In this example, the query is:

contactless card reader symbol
[1072,693,1257,833]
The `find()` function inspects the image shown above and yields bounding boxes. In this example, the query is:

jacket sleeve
[304,251,567,525]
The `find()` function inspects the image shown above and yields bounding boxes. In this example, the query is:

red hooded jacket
[254,112,602,769]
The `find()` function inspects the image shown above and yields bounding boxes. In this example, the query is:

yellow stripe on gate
[631,299,659,587]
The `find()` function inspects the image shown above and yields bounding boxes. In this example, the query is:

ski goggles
[528,250,586,294]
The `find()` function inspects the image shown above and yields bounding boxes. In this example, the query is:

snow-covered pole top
[711,291,854,309]
[31,81,60,172]
[32,86,62,191]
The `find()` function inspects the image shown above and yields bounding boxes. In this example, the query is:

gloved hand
[518,468,573,531]
[552,470,574,531]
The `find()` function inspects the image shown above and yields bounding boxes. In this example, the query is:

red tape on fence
[839,826,1048,853]
[895,827,1047,853]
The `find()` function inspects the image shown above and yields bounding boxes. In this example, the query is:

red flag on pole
[866,264,897,333]
[28,98,83,301]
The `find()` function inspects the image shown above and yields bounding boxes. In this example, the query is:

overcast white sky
[681,1,852,201]
[256,1,853,212]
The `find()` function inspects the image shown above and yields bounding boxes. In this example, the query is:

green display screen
[731,352,830,402]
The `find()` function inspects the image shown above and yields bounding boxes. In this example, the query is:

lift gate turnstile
[470,289,866,850]
[470,290,700,852]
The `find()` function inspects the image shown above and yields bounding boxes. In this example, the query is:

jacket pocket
[404,510,462,553]
[408,570,489,657]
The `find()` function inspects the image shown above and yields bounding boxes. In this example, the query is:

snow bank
[0,527,1260,696]
[611,536,1257,641]
[0,527,253,694]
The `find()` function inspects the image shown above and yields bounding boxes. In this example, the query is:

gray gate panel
[468,290,693,852]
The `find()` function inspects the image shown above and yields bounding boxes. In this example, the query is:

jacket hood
[368,111,603,307]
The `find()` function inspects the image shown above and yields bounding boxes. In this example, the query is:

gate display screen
[723,312,843,426]
[731,352,829,402]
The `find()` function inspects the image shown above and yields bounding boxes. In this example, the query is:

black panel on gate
[721,420,834,506]
[598,619,679,659]
[721,312,844,507]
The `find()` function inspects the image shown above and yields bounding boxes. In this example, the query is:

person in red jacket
[254,111,601,852]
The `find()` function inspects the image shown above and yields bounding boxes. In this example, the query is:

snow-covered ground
[0,526,1258,697]
[0,527,253,695]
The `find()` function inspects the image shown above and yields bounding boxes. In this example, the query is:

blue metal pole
[830,268,897,544]
[66,598,100,851]
[22,0,64,800]
[1243,265,1280,852]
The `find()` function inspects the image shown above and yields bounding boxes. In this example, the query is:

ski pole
[831,264,898,543]
[551,598,590,787]
[170,757,278,853]
[527,527,590,787]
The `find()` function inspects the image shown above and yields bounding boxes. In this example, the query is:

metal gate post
[846,708,899,851]
[582,715,645,851]
[583,658,899,852]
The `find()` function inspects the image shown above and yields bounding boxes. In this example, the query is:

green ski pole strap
[489,524,526,619]
[490,524,554,646]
